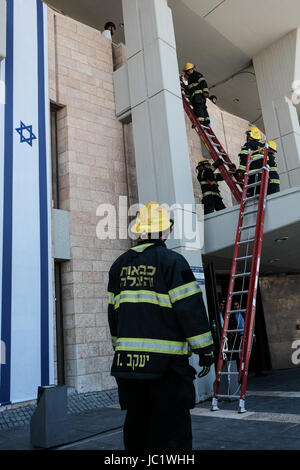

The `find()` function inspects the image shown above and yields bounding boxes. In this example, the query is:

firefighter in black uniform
[267,140,280,194]
[236,126,265,195]
[196,158,226,214]
[184,62,210,126]
[108,202,214,450]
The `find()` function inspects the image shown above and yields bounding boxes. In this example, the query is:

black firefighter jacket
[107,240,214,379]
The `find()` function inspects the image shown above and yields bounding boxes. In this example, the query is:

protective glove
[198,351,214,378]
[235,170,244,183]
[214,158,224,168]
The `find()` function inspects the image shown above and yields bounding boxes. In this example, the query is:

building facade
[0,0,300,407]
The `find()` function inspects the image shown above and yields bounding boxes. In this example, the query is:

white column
[122,0,214,401]
[253,29,300,190]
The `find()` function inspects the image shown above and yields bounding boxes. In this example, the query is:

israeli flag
[0,0,54,404]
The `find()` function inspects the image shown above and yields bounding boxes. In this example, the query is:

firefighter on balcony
[107,202,214,450]
[267,140,280,194]
[184,62,210,126]
[236,126,264,184]
[197,158,226,214]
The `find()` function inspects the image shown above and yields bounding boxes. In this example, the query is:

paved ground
[0,368,299,450]
[0,388,119,430]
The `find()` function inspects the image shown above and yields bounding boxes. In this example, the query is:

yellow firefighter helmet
[183,62,195,72]
[267,140,277,152]
[131,202,172,235]
[247,126,261,140]
[196,159,210,170]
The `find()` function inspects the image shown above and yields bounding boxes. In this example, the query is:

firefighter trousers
[203,195,226,215]
[268,183,280,195]
[192,95,210,124]
[116,366,196,450]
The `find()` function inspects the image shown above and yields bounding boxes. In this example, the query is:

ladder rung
[251,155,264,160]
[227,309,246,314]
[235,255,252,261]
[244,195,259,203]
[237,239,255,245]
[217,395,240,399]
[245,168,264,176]
[212,143,221,147]
[225,329,244,333]
[246,182,261,189]
[242,209,257,216]
[233,272,251,278]
[217,152,227,157]
[201,125,210,130]
[240,224,256,231]
[218,371,239,375]
[223,349,242,353]
[230,290,249,296]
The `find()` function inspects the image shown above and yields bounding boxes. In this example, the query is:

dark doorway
[204,265,272,373]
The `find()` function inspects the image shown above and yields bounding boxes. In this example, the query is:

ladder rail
[180,78,242,203]
[238,147,270,396]
[212,150,251,399]
[212,146,269,412]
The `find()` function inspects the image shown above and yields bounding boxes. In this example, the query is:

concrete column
[253,29,300,190]
[122,0,214,401]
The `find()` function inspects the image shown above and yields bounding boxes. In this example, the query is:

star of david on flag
[15,121,37,147]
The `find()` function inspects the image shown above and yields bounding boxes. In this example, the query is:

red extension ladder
[180,77,242,204]
[211,146,270,413]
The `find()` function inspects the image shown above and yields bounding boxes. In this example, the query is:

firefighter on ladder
[196,158,226,214]
[267,140,280,194]
[236,126,265,195]
[183,62,210,126]
[236,128,280,196]
[107,202,214,450]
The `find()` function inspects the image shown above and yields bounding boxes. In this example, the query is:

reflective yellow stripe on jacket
[269,179,280,184]
[115,337,189,355]
[114,290,172,309]
[108,292,114,305]
[168,281,201,304]
[187,332,214,350]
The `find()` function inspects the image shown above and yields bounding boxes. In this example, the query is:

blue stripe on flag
[37,0,49,386]
[0,0,14,406]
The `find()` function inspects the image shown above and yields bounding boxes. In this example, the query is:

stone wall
[187,99,250,209]
[260,275,300,370]
[48,9,131,392]
[48,8,252,393]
